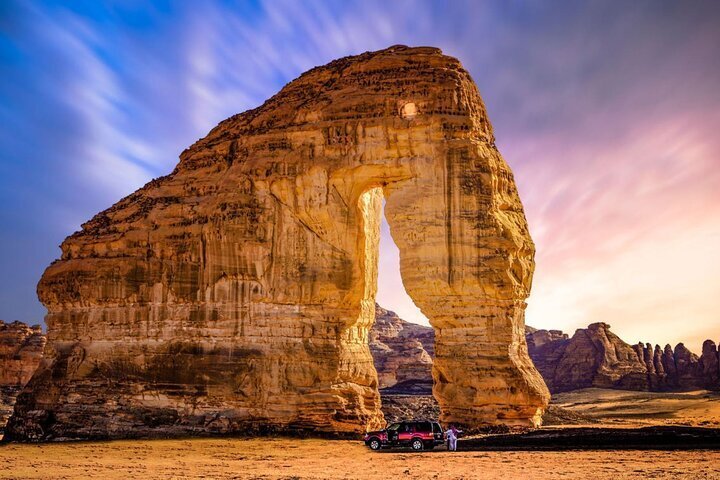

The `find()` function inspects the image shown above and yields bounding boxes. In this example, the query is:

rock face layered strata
[526,324,720,393]
[7,45,547,441]
[526,323,648,392]
[0,321,45,431]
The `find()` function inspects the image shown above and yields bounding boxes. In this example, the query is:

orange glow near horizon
[377,116,720,355]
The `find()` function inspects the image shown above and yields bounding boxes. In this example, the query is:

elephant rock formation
[7,45,547,441]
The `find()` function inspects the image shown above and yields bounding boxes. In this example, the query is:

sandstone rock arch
[6,45,549,441]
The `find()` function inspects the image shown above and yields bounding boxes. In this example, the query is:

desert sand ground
[1,389,719,479]
[1,437,720,480]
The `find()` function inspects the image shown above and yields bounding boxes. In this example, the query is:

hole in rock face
[400,102,417,119]
[370,195,437,424]
[376,198,428,330]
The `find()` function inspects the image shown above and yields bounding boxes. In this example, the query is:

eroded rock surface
[7,45,547,441]
[0,321,45,431]
[701,341,720,387]
[527,323,649,393]
[526,324,720,393]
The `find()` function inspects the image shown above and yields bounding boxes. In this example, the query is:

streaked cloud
[0,0,718,352]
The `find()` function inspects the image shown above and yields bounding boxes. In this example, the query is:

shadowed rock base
[7,45,547,441]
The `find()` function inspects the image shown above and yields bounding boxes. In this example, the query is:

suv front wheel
[368,438,381,450]
[411,438,424,451]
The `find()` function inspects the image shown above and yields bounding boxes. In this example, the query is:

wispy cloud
[1,0,718,352]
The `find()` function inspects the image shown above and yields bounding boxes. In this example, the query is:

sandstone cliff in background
[369,304,433,394]
[526,323,720,393]
[0,321,45,431]
[370,314,720,396]
[7,45,547,441]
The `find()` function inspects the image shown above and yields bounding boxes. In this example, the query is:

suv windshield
[387,423,400,431]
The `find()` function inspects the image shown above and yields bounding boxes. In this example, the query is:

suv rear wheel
[411,438,424,451]
[368,438,381,450]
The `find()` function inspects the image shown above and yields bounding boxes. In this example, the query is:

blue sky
[1,1,719,351]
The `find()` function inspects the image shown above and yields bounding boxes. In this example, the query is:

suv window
[415,421,431,432]
[432,422,442,433]
[387,423,400,431]
[401,423,413,433]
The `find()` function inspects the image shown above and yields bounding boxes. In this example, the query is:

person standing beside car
[444,425,458,451]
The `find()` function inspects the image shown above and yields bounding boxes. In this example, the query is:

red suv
[364,420,444,451]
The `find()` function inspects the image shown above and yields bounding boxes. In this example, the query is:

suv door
[433,422,443,442]
[397,422,414,445]
[387,423,401,444]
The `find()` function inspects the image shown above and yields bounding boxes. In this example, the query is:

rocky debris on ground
[380,395,440,425]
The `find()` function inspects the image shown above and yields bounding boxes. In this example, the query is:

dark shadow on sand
[457,426,720,451]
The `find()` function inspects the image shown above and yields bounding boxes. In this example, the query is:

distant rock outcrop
[369,305,434,394]
[526,323,648,392]
[0,321,45,431]
[526,323,720,393]
[701,340,720,386]
[371,314,720,396]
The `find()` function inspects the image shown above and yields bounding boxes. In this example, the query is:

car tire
[368,438,381,451]
[411,438,424,451]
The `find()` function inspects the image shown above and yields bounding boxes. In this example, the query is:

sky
[1,1,719,353]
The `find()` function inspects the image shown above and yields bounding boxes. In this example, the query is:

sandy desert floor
[1,436,720,480]
[2,389,720,479]
[552,388,720,427]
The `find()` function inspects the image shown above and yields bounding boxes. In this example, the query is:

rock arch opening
[368,192,438,423]
[376,197,430,339]
[369,191,434,386]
